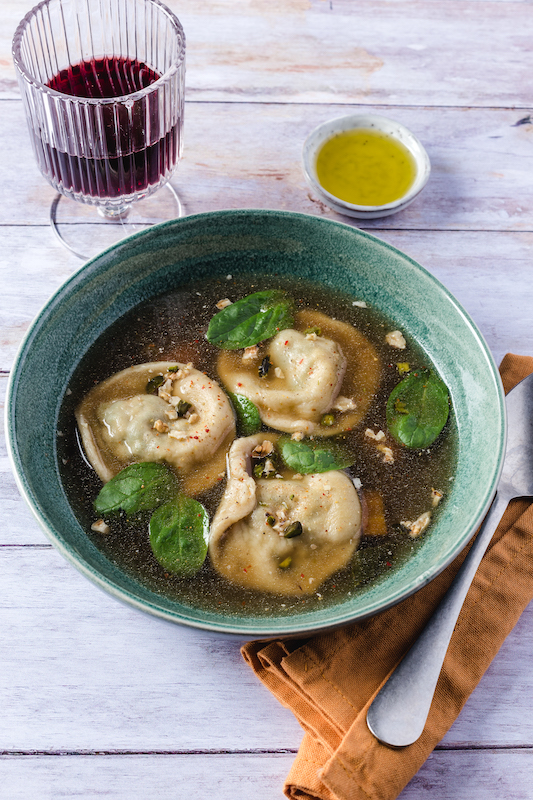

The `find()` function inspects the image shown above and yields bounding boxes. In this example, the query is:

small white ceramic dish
[302,113,431,219]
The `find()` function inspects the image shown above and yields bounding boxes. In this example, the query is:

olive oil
[315,128,417,206]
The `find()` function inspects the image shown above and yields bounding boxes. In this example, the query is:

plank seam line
[0,749,299,757]
[0,544,53,549]
[2,746,532,757]
[1,224,531,235]
[2,98,533,112]
[435,744,533,752]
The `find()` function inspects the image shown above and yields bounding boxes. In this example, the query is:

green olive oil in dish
[315,128,418,207]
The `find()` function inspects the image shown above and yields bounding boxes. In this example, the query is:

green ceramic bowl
[6,210,505,637]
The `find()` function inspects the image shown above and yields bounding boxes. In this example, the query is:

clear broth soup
[57,274,457,619]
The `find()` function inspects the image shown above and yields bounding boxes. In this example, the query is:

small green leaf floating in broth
[206,290,294,349]
[149,494,209,577]
[277,437,354,474]
[386,368,450,449]
[94,462,178,515]
[228,392,262,436]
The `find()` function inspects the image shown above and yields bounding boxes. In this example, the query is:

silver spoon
[366,370,533,748]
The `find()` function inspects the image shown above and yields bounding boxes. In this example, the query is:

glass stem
[97,203,132,220]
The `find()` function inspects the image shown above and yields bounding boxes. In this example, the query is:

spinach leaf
[94,462,178,515]
[206,290,294,349]
[228,392,262,435]
[386,368,450,449]
[277,436,354,474]
[149,494,209,577]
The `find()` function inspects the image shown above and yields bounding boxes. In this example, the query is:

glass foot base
[50,183,184,260]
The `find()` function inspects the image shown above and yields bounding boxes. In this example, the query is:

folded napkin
[242,353,533,800]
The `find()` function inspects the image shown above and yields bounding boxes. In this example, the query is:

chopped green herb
[146,374,164,394]
[284,521,303,539]
[258,356,272,378]
[176,399,192,417]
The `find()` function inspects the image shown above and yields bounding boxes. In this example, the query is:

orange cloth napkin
[242,353,533,800]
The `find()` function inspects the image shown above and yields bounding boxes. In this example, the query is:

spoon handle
[366,489,510,748]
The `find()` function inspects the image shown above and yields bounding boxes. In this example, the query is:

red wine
[34,57,180,200]
[47,56,161,99]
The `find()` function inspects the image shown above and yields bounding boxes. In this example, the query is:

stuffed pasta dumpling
[76,362,235,495]
[209,434,362,595]
[217,310,381,436]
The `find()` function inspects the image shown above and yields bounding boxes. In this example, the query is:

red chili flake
[386,561,392,567]
[284,340,289,345]
[237,382,243,387]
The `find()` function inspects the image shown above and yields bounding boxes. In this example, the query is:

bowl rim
[5,209,506,637]
[302,113,431,217]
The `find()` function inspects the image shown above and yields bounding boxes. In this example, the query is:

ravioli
[209,434,362,595]
[217,310,381,436]
[76,362,235,495]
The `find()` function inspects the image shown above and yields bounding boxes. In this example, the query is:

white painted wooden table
[2,1,533,797]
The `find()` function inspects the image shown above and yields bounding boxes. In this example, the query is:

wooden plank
[2,100,533,232]
[0,749,533,800]
[1,376,51,545]
[403,749,533,799]
[3,0,533,107]
[0,753,295,800]
[0,546,303,752]
[0,543,532,751]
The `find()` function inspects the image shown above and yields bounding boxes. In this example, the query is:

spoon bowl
[367,371,533,748]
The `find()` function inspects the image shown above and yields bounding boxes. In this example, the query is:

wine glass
[12,0,186,259]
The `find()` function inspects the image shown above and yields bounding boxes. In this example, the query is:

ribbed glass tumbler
[13,0,185,255]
